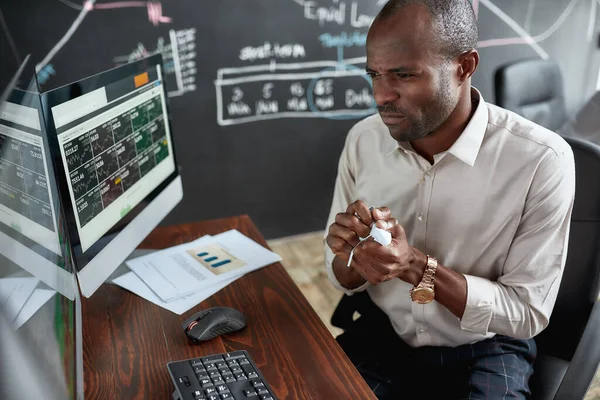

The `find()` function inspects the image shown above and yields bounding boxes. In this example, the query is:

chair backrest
[494,59,567,132]
[534,135,600,361]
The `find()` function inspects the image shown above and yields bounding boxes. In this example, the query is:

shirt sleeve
[324,129,369,295]
[460,145,576,339]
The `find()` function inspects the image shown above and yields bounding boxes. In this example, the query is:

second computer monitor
[42,54,183,297]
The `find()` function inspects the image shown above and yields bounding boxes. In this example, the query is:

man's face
[366,5,459,142]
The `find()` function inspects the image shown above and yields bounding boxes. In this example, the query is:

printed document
[126,230,281,302]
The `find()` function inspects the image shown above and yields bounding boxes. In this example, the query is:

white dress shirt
[324,88,575,348]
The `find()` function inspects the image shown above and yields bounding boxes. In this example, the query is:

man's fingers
[325,235,353,255]
[353,243,394,275]
[372,207,391,221]
[346,200,373,227]
[335,211,371,238]
[375,219,389,230]
[375,217,406,240]
[328,222,361,248]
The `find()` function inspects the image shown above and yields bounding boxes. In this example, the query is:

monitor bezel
[40,54,180,272]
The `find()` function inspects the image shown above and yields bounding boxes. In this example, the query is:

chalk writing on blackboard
[113,28,197,98]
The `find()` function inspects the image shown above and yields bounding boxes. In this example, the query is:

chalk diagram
[112,28,197,98]
[215,0,599,126]
[2,0,197,98]
[2,0,597,123]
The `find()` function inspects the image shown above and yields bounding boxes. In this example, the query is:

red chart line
[473,0,479,20]
[93,1,146,9]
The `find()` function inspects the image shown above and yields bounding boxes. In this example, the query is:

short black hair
[376,0,478,59]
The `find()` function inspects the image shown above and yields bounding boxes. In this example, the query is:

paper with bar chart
[125,229,282,303]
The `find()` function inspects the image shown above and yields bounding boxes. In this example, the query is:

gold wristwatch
[410,255,438,304]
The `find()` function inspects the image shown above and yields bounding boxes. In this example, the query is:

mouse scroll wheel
[187,320,199,332]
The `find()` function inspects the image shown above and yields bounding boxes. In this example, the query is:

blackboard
[1,0,599,238]
[1,0,387,238]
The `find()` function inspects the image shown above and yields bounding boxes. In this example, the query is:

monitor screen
[41,55,181,289]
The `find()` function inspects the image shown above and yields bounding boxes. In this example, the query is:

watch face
[411,288,434,304]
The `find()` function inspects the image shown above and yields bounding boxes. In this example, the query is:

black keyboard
[167,350,278,400]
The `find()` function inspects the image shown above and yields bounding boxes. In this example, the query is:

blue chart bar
[211,260,231,268]
[196,249,233,268]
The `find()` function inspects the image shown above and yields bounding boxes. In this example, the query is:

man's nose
[373,79,399,107]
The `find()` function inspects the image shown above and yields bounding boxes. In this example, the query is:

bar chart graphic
[187,244,247,275]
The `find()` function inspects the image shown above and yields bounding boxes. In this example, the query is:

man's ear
[456,50,479,84]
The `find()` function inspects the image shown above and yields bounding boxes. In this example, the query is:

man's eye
[397,73,412,78]
[366,72,379,78]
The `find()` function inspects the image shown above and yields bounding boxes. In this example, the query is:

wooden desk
[82,215,376,399]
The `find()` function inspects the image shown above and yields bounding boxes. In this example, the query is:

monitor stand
[106,248,157,283]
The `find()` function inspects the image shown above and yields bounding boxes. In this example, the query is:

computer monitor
[0,84,75,300]
[41,54,183,298]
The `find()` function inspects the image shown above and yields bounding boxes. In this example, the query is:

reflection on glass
[0,58,79,400]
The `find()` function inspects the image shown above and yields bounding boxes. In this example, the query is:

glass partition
[0,57,81,400]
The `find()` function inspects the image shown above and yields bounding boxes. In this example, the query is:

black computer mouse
[181,307,247,343]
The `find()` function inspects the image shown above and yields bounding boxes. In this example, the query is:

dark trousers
[336,311,537,400]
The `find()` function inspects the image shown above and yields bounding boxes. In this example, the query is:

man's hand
[326,200,379,289]
[326,201,426,289]
[351,216,426,286]
[326,200,376,263]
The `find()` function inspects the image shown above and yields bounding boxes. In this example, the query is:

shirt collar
[384,87,489,167]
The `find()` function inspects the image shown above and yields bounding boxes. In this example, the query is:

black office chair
[494,59,568,132]
[331,135,600,400]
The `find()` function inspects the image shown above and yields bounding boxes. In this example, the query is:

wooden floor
[267,231,343,338]
[266,231,600,400]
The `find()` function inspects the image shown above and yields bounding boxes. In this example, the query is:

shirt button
[424,173,431,181]
[417,213,424,221]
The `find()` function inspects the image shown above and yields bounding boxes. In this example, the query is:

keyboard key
[235,373,247,380]
[220,394,232,399]
[225,376,236,383]
[191,359,204,367]
[239,358,250,366]
[194,393,207,400]
[209,370,221,378]
[224,352,245,361]
[260,396,273,400]
[200,378,213,388]
[227,360,239,367]
[208,395,220,400]
[248,372,259,379]
[197,372,209,380]
[257,388,269,396]
[205,387,217,395]
[216,361,228,369]
[193,390,203,397]
[194,366,206,374]
[203,355,225,364]
[250,380,264,388]
[205,363,217,371]
[243,389,258,397]
[178,376,190,386]
[212,377,225,385]
[216,384,229,393]
[241,364,255,375]
[220,369,233,377]
[231,366,242,373]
